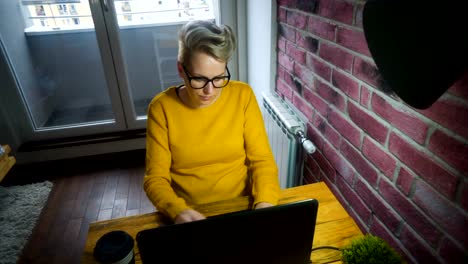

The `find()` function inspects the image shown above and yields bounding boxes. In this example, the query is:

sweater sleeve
[243,88,280,206]
[143,100,189,220]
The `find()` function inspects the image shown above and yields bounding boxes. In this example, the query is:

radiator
[262,93,316,189]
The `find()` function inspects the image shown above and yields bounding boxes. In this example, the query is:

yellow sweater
[144,81,280,219]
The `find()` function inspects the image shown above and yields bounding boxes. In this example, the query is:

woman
[144,20,279,224]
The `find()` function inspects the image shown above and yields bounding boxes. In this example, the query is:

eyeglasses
[182,64,231,89]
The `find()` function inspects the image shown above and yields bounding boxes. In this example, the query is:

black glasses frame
[182,64,231,89]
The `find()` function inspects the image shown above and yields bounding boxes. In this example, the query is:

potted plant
[341,234,403,264]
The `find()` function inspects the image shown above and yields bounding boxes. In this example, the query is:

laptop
[136,199,319,264]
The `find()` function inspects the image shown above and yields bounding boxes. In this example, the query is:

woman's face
[179,52,226,108]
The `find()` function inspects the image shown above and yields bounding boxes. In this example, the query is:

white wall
[247,0,277,101]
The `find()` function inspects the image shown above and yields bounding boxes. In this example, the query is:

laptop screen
[136,199,319,264]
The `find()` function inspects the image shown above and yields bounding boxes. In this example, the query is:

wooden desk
[0,145,16,183]
[82,182,363,263]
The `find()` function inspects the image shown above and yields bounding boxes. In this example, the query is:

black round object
[94,230,135,264]
[362,0,468,109]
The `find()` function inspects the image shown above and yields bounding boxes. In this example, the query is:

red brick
[347,207,369,234]
[293,63,314,88]
[316,79,346,113]
[323,174,340,199]
[447,70,468,100]
[400,225,439,263]
[307,123,325,152]
[292,93,313,121]
[306,53,331,81]
[277,36,286,52]
[295,31,318,53]
[278,7,287,23]
[360,84,371,108]
[277,65,286,81]
[348,102,388,144]
[277,0,291,7]
[317,0,354,25]
[276,79,293,101]
[379,179,442,247]
[303,88,328,117]
[296,0,319,13]
[396,167,415,196]
[362,136,397,179]
[413,180,468,247]
[319,43,353,72]
[303,166,320,184]
[439,237,466,264]
[336,174,372,224]
[354,2,365,28]
[353,57,380,88]
[286,42,306,65]
[278,51,294,72]
[278,23,296,42]
[312,147,336,182]
[314,114,341,150]
[328,107,361,148]
[355,179,401,233]
[305,155,321,181]
[307,16,336,41]
[369,217,412,263]
[332,69,360,102]
[283,70,295,88]
[336,27,371,56]
[462,181,468,212]
[388,132,458,199]
[372,94,429,145]
[323,143,355,185]
[286,10,307,29]
[417,96,468,139]
[428,129,468,174]
[340,140,379,187]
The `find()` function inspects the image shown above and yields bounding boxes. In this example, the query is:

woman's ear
[177,62,184,78]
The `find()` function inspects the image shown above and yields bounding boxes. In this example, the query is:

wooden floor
[2,149,154,264]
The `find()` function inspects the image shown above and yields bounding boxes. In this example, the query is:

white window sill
[24,16,215,36]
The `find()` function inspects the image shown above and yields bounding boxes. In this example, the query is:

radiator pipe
[296,130,316,154]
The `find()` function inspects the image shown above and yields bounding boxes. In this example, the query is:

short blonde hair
[178,20,236,65]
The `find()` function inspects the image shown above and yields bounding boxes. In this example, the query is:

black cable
[311,246,341,252]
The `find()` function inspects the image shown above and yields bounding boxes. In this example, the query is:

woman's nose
[203,82,214,94]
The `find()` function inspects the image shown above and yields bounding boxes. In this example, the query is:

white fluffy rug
[0,181,53,264]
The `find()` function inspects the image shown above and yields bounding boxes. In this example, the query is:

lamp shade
[362,0,468,109]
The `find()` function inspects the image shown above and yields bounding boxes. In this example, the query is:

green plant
[342,234,403,264]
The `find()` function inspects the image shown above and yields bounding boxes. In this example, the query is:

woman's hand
[174,209,206,224]
[254,202,274,209]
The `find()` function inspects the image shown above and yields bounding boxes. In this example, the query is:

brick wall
[275,0,468,263]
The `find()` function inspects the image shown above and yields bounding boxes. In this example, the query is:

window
[35,5,45,16]
[124,15,132,21]
[70,4,77,15]
[24,0,214,32]
[58,5,63,14]
[121,2,131,12]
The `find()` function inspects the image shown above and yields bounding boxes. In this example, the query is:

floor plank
[3,149,148,264]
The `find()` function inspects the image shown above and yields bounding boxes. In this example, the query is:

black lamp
[362,0,468,109]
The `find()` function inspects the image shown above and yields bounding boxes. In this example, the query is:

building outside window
[70,4,77,15]
[121,2,131,12]
[124,15,132,21]
[35,5,45,16]
[58,4,68,15]
[24,0,214,32]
